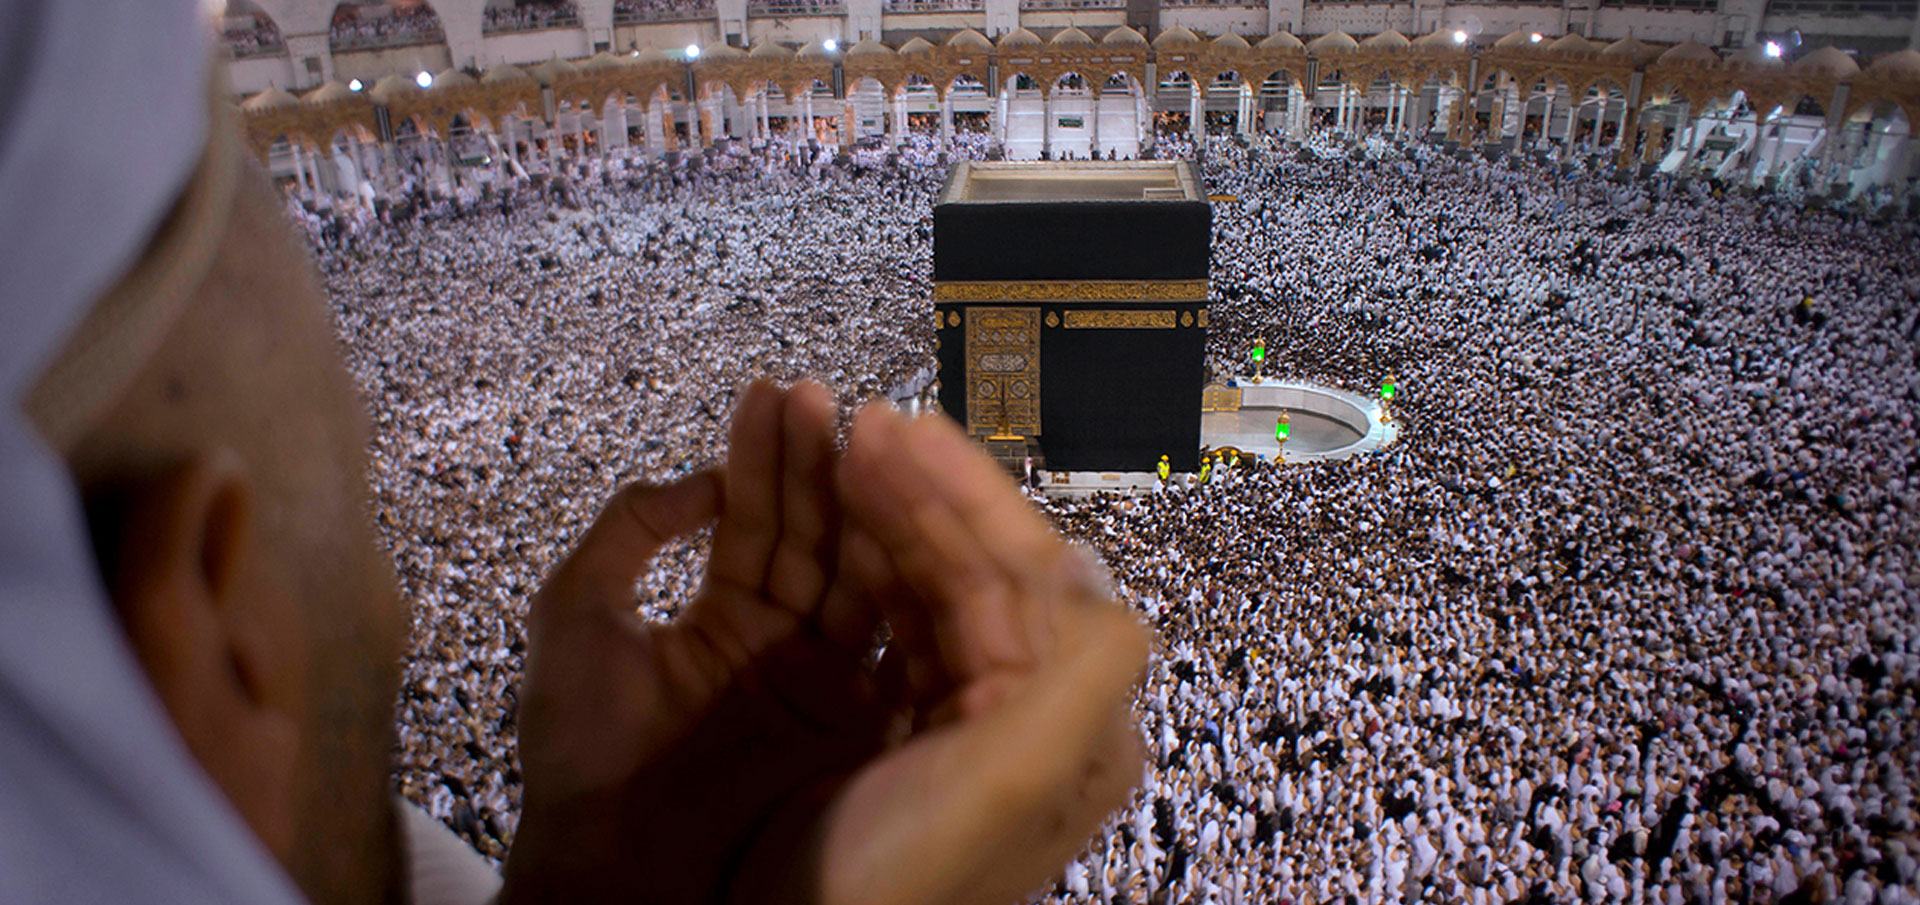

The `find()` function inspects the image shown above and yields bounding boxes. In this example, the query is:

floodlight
[1452,30,1468,44]
[1764,41,1782,58]
[415,71,433,88]
[1530,32,1543,43]
[685,43,701,59]
[824,38,839,52]
[348,78,364,91]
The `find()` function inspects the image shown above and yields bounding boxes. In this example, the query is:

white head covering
[0,2,305,903]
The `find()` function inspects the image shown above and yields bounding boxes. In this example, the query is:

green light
[1380,382,1397,401]
[1276,422,1290,441]
[1251,346,1266,363]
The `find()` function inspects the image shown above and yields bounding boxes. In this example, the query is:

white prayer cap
[0,2,305,904]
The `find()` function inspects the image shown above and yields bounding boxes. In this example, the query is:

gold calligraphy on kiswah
[1062,309,1178,329]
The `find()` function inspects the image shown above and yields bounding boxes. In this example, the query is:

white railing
[615,3,717,23]
[885,0,985,11]
[746,1,847,14]
[330,25,446,52]
[1020,0,1125,9]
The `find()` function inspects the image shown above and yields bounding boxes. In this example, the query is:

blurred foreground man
[0,3,1149,904]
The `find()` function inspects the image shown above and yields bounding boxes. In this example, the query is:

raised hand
[500,380,1150,905]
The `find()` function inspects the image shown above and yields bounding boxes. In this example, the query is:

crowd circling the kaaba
[296,126,1920,905]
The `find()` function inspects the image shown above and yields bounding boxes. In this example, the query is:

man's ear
[107,451,303,861]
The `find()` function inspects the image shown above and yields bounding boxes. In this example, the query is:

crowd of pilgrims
[219,13,282,58]
[328,4,444,50]
[884,0,986,11]
[612,0,716,20]
[482,1,579,34]
[298,127,1920,905]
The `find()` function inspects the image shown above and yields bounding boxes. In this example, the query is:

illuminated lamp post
[1274,411,1290,463]
[1250,336,1267,380]
[1378,376,1398,423]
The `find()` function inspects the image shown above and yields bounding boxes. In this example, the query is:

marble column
[1091,87,1104,156]
[1043,91,1055,157]
[1289,82,1306,139]
[1743,113,1770,185]
[1189,82,1203,141]
[994,85,1008,146]
[1128,83,1144,152]
[291,141,311,197]
[1768,114,1791,183]
[893,89,908,147]
[1563,94,1580,152]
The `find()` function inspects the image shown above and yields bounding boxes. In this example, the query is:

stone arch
[263,129,321,160]
[1538,69,1575,95]
[392,113,440,141]
[479,94,542,126]
[1157,68,1196,101]
[601,87,647,119]
[1005,71,1046,97]
[1099,70,1143,96]
[325,121,378,149]
[1838,90,1885,125]
[1054,71,1094,95]
[446,108,492,137]
[1474,68,1511,96]
[780,77,830,107]
[548,80,603,115]
[1204,67,1246,87]
[903,73,937,98]
[219,0,287,59]
[249,0,332,39]
[1260,67,1303,93]
[947,73,988,96]
[1792,93,1829,119]
[742,77,779,102]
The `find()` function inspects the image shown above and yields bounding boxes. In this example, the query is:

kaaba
[933,161,1211,473]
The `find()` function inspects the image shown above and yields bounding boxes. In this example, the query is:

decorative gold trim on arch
[933,279,1208,302]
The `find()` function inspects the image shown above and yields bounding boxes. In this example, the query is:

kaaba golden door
[964,307,1041,438]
